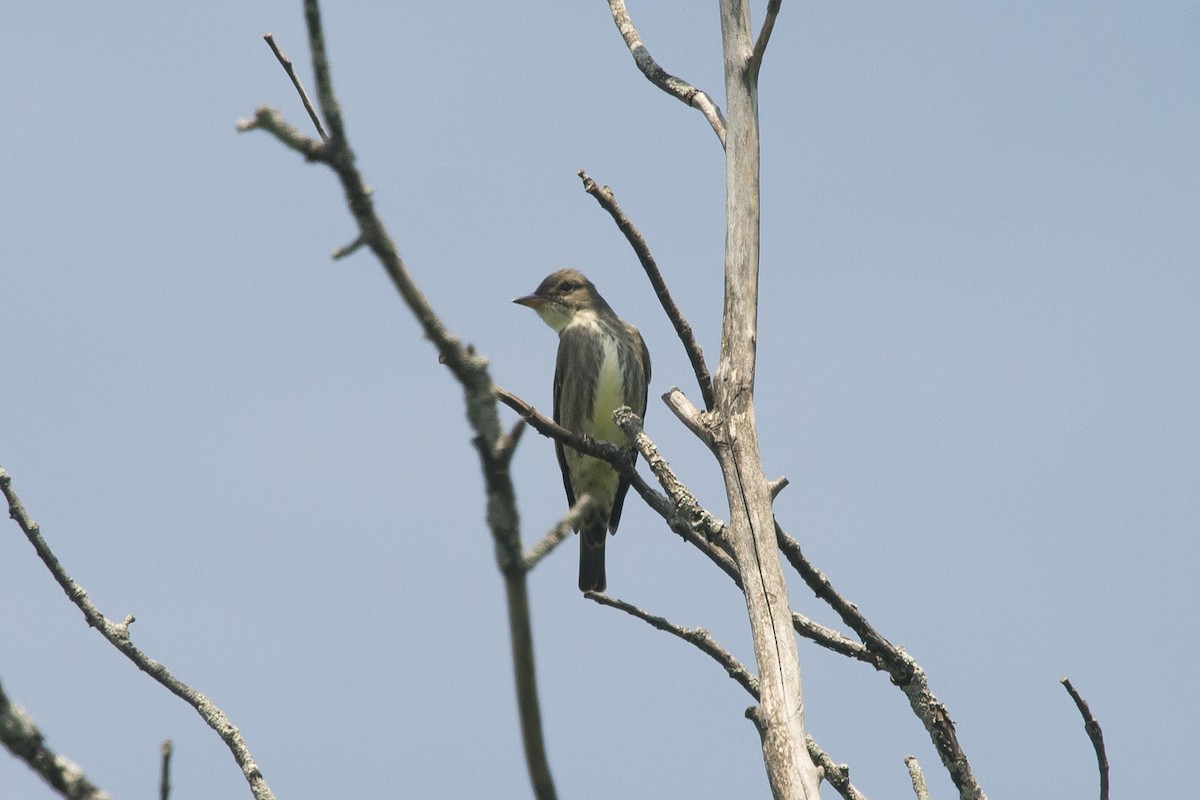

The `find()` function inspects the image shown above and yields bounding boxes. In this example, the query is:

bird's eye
[558,281,576,293]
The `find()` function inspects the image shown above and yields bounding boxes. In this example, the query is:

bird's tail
[578,521,607,592]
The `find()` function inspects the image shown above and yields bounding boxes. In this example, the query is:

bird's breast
[589,333,626,443]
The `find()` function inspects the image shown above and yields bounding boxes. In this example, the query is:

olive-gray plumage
[514,269,650,591]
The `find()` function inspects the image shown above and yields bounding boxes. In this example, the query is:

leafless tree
[1,4,1114,800]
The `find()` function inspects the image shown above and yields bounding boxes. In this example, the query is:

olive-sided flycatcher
[514,269,651,592]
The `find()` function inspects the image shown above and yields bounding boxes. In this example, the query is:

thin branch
[613,407,727,543]
[331,233,367,260]
[906,756,932,800]
[748,0,782,81]
[160,740,174,800]
[0,677,113,800]
[263,33,328,140]
[807,735,868,800]
[246,8,558,796]
[604,0,727,147]
[235,106,323,159]
[588,590,865,800]
[1061,677,1110,800]
[767,475,789,500]
[776,524,986,800]
[495,417,527,466]
[523,496,595,572]
[662,387,715,447]
[577,171,716,411]
[0,468,275,800]
[792,613,873,664]
[586,591,759,699]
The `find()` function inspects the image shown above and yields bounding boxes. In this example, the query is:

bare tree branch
[577,170,716,411]
[243,12,561,797]
[0,468,275,800]
[0,677,113,800]
[523,496,595,572]
[160,740,174,800]
[767,476,789,500]
[806,736,868,800]
[613,407,727,544]
[791,613,872,664]
[586,592,760,699]
[262,33,327,140]
[1061,677,1110,800]
[588,593,867,800]
[749,0,782,81]
[905,756,932,800]
[776,524,986,800]
[663,387,716,448]
[500,557,555,799]
[235,106,322,158]
[605,0,727,146]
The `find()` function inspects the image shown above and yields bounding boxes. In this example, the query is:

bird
[514,268,651,592]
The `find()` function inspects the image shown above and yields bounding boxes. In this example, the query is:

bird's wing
[549,323,597,506]
[608,324,651,533]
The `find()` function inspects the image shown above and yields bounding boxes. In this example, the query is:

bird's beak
[513,294,544,309]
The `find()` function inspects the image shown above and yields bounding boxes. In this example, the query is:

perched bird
[514,269,651,592]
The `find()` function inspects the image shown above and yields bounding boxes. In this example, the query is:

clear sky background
[3,2,1197,799]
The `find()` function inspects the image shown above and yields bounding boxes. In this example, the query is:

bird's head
[513,268,604,332]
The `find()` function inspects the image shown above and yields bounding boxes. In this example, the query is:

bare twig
[749,0,782,81]
[523,496,594,572]
[807,735,868,800]
[577,171,716,410]
[586,592,759,699]
[160,740,174,800]
[235,106,323,158]
[1061,677,1110,800]
[331,233,367,260]
[604,0,727,146]
[0,468,275,800]
[263,33,328,140]
[906,756,932,800]
[776,524,986,800]
[0,677,113,800]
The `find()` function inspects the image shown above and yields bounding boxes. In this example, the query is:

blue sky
[3,2,1197,798]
